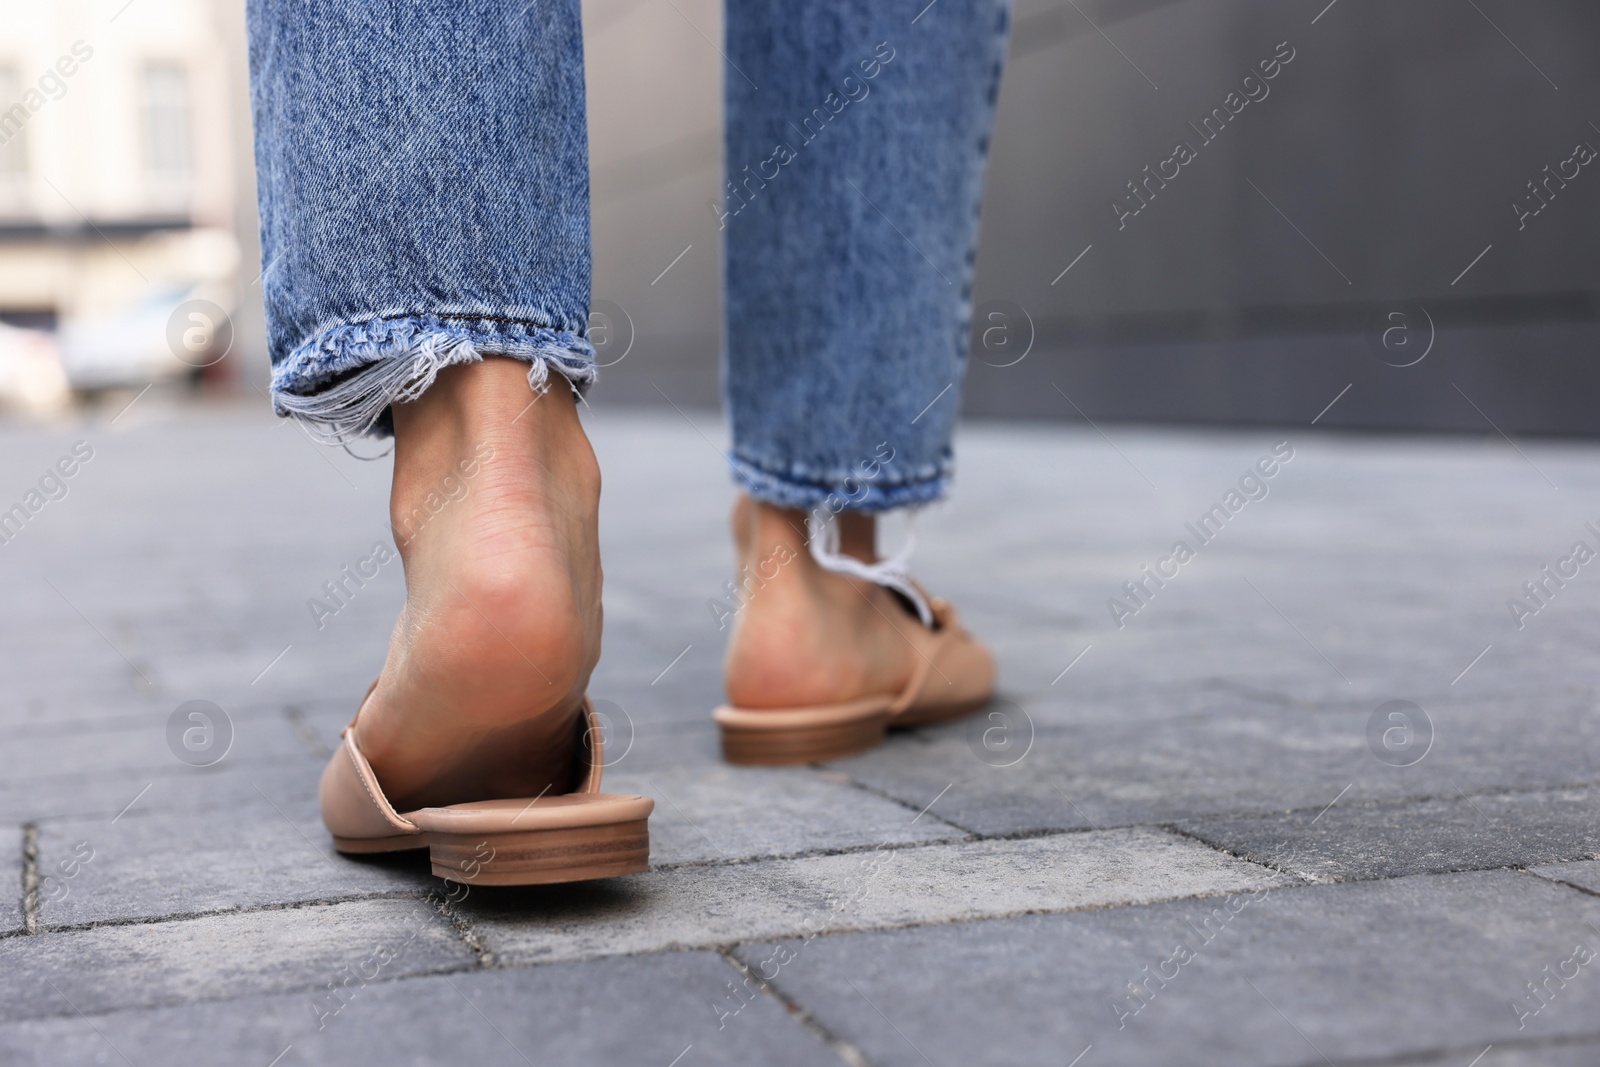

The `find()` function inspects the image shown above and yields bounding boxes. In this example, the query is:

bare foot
[722,495,917,709]
[354,357,602,811]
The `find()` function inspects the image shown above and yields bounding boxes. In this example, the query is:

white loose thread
[807,506,934,627]
[274,333,554,444]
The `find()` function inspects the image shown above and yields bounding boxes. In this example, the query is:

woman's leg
[719,0,1010,707]
[247,0,601,807]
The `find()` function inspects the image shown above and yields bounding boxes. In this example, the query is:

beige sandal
[714,591,995,764]
[320,688,652,885]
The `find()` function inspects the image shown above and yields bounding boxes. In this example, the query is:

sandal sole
[333,818,650,886]
[714,699,892,765]
[892,695,990,728]
[714,692,993,765]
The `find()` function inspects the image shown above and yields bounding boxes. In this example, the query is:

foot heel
[430,819,650,886]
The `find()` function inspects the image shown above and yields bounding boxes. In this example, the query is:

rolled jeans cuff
[270,314,596,442]
[728,451,950,513]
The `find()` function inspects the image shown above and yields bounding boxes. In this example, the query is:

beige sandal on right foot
[714,590,995,765]
[321,687,653,885]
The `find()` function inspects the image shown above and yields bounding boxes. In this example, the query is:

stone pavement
[3,396,1600,1065]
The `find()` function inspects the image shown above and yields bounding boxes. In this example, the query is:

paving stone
[585,413,747,728]
[13,401,1600,1062]
[587,617,727,718]
[0,898,473,1021]
[0,948,835,1066]
[605,763,964,865]
[567,718,725,773]
[1530,860,1600,897]
[1184,787,1600,882]
[831,687,1600,836]
[4,706,311,784]
[34,796,437,927]
[468,828,1295,966]
[940,427,1600,709]
[734,870,1600,1067]
[1387,1041,1600,1066]
[30,759,963,926]
[0,753,322,824]
[1000,675,1327,729]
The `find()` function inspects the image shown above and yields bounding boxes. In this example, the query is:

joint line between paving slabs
[1438,773,1553,867]
[12,889,443,940]
[1532,871,1600,903]
[282,705,331,758]
[647,765,1600,876]
[1167,775,1600,830]
[16,961,492,1029]
[21,773,1593,936]
[21,823,40,934]
[1158,823,1310,885]
[716,949,874,1067]
[837,775,978,835]
[431,887,496,968]
[648,832,985,873]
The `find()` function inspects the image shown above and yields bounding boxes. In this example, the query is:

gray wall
[583,0,723,409]
[963,0,1600,434]
[586,0,1600,435]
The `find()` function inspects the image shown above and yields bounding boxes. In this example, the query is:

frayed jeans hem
[270,314,596,443]
[729,455,948,513]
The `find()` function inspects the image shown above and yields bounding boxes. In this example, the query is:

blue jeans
[248,0,1009,510]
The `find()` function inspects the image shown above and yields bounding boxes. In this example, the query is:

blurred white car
[57,286,189,391]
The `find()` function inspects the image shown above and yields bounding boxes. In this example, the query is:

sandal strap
[807,507,934,627]
[887,597,958,714]
[343,680,603,812]
[338,683,420,833]
[803,508,964,714]
[576,697,604,793]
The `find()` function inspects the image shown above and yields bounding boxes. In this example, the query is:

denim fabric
[247,0,1009,506]
[722,1,1011,510]
[247,0,593,440]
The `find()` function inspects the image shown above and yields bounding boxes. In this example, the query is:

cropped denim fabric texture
[722,1,1010,510]
[247,0,593,441]
[248,0,1009,507]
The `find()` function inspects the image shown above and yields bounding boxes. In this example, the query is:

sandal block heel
[427,819,651,886]
[710,591,995,767]
[713,699,892,765]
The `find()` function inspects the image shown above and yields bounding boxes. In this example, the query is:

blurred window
[0,64,27,188]
[141,61,191,184]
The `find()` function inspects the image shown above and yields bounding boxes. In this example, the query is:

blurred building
[0,0,241,403]
[3,0,1595,435]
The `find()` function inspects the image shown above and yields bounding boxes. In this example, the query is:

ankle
[735,500,877,566]
[390,359,598,543]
